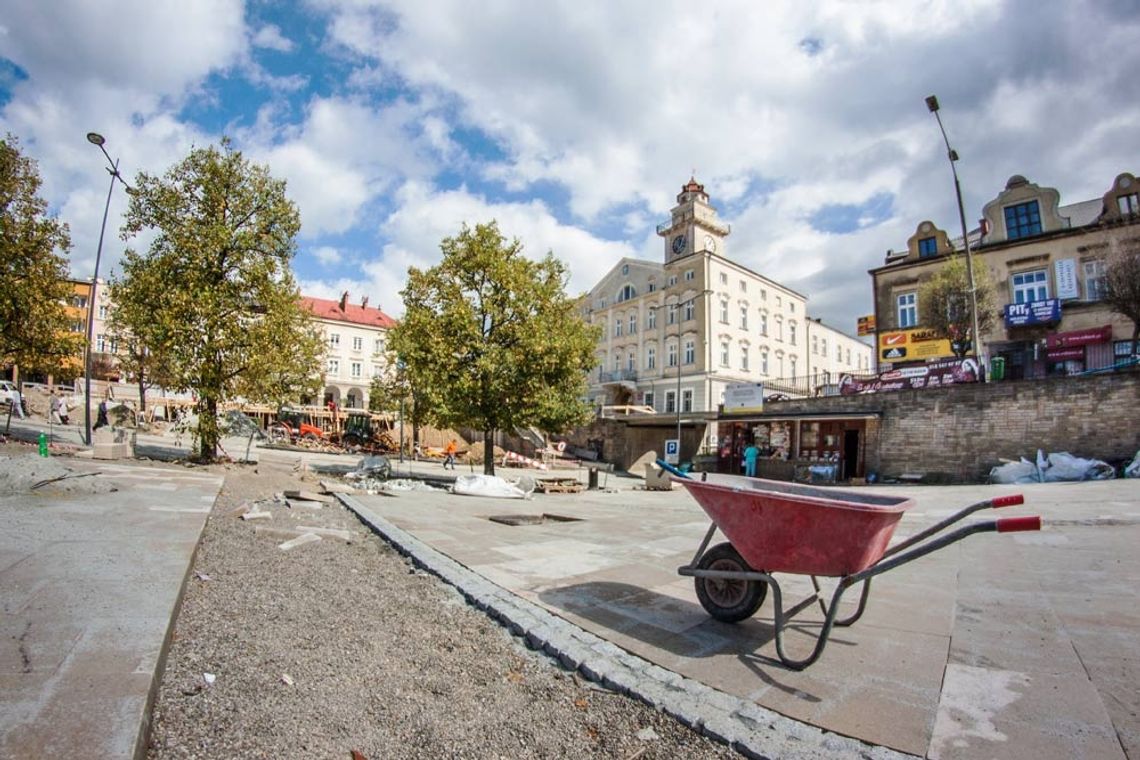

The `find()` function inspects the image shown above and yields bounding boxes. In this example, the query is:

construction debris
[283,489,333,503]
[319,479,355,494]
[278,533,322,551]
[535,478,584,494]
[240,509,272,521]
[285,498,323,511]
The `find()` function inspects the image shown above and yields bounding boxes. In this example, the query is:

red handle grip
[991,494,1024,508]
[997,515,1040,533]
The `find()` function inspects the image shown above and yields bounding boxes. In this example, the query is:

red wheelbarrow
[658,462,1041,670]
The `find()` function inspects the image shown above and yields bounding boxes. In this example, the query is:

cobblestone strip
[341,495,917,760]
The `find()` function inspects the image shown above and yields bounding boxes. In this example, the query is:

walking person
[743,441,760,478]
[443,439,458,470]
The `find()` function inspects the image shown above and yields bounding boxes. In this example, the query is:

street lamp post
[83,132,129,445]
[925,96,984,376]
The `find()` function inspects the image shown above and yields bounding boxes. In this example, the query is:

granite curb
[339,494,917,760]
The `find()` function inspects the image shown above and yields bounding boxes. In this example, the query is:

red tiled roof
[301,296,398,329]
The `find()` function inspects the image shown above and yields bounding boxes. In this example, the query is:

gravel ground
[146,458,737,759]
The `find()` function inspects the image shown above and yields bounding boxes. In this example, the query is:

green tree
[0,134,82,376]
[390,221,600,474]
[1104,240,1140,357]
[111,140,325,461]
[917,254,995,358]
[368,364,426,455]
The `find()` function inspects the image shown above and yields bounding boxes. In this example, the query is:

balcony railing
[599,369,638,383]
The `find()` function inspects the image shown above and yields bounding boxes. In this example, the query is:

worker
[743,441,760,478]
[443,439,458,470]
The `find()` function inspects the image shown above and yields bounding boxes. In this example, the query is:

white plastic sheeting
[990,449,1116,484]
[453,474,534,499]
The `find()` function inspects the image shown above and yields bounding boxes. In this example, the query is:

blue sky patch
[808,192,894,234]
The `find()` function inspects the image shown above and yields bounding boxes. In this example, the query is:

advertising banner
[1054,259,1079,300]
[877,328,956,362]
[857,314,876,336]
[1004,299,1061,327]
[839,358,980,395]
[724,382,765,413]
[1045,325,1112,349]
[1046,347,1085,361]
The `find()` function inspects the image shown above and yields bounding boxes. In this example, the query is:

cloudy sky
[2,0,1137,336]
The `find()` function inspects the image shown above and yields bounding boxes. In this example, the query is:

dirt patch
[146,460,735,759]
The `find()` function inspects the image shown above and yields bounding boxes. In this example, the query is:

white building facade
[583,179,870,412]
[302,293,397,410]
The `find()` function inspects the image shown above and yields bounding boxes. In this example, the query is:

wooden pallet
[535,478,584,494]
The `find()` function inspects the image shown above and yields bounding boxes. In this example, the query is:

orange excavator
[267,407,325,445]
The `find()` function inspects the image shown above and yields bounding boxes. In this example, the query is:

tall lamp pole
[83,132,129,445]
[925,96,983,375]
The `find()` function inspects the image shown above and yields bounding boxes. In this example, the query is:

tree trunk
[136,374,147,413]
[198,396,219,461]
[483,428,495,475]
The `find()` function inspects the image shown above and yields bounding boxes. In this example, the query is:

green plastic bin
[990,356,1006,381]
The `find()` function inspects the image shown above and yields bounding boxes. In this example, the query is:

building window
[96,334,106,352]
[646,346,656,369]
[372,365,383,378]
[739,306,748,329]
[740,280,747,293]
[1118,193,1139,216]
[667,275,678,287]
[775,316,783,341]
[328,359,339,375]
[1083,260,1106,301]
[836,344,842,361]
[329,333,340,348]
[617,284,636,302]
[374,338,386,354]
[720,341,730,366]
[760,289,767,301]
[613,354,621,371]
[788,322,796,346]
[628,313,637,334]
[790,302,795,313]
[719,272,728,285]
[684,339,695,364]
[918,236,938,258]
[741,346,750,371]
[1012,269,1048,304]
[846,348,851,365]
[665,391,676,414]
[648,309,657,329]
[667,343,678,367]
[681,389,693,413]
[759,313,768,336]
[719,300,729,323]
[644,391,655,409]
[70,320,84,333]
[761,350,769,375]
[352,336,363,351]
[1004,201,1042,240]
[775,295,782,307]
[667,304,678,325]
[351,362,362,378]
[627,352,635,371]
[790,357,797,376]
[683,301,694,321]
[614,319,623,337]
[897,293,917,328]
[622,264,629,275]
[684,269,695,281]
[648,282,656,293]
[821,337,827,355]
[98,305,108,320]
[812,336,818,355]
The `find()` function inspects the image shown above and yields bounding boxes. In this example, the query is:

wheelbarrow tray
[676,474,915,577]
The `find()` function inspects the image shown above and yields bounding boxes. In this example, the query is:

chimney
[339,291,348,311]
[361,295,369,309]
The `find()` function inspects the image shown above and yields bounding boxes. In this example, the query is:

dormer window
[621,264,630,275]
[918,237,938,258]
[616,284,636,302]
[1119,193,1140,216]
[1004,201,1042,240]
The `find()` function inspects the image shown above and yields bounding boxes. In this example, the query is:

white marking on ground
[929,663,1029,758]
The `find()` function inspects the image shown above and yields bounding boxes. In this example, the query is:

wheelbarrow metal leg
[767,575,859,671]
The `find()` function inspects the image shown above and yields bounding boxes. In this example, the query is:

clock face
[704,235,716,252]
[672,234,686,254]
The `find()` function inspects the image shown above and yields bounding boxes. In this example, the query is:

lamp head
[925,95,940,113]
[86,132,106,146]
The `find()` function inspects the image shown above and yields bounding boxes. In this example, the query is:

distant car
[0,380,19,405]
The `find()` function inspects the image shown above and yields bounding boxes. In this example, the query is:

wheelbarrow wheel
[695,542,768,623]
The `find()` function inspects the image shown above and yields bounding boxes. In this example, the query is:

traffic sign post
[664,438,680,465]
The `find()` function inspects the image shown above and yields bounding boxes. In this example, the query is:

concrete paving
[346,472,1140,759]
[0,456,223,759]
[3,415,1137,758]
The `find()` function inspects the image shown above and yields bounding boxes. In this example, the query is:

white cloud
[252,24,295,53]
[311,246,343,265]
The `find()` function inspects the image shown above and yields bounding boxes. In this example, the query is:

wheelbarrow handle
[655,459,691,479]
[997,515,1041,532]
[881,492,1027,559]
[991,494,1025,508]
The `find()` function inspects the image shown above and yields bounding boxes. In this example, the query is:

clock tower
[657,177,731,265]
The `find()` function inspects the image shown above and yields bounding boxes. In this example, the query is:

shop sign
[877,328,955,362]
[1046,346,1085,361]
[1054,259,1079,300]
[724,382,764,413]
[856,314,876,336]
[1045,324,1112,349]
[839,358,980,395]
[1004,299,1061,327]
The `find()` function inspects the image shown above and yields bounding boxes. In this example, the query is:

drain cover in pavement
[487,513,582,526]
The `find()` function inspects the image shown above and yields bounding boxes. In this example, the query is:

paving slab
[347,476,1139,758]
[0,459,223,759]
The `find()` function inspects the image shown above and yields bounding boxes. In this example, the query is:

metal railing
[599,369,638,383]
